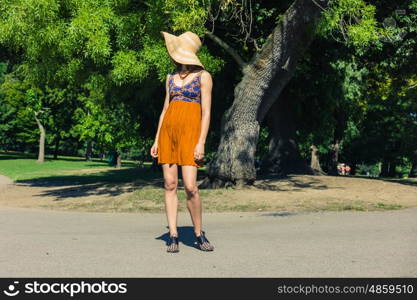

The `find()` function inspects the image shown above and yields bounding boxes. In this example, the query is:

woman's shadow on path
[155,226,200,250]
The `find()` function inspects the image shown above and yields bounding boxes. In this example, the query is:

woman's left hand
[194,142,205,161]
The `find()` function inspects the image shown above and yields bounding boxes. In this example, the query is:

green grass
[374,202,402,210]
[0,151,143,182]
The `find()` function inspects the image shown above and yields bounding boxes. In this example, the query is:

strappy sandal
[195,231,214,251]
[166,234,179,253]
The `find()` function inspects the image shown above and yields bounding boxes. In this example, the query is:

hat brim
[160,31,204,68]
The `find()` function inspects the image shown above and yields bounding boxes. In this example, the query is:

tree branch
[311,0,327,11]
[205,32,248,69]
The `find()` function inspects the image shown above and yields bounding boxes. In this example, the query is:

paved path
[0,174,13,188]
[0,206,416,277]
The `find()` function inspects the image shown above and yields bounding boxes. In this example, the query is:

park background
[0,0,416,212]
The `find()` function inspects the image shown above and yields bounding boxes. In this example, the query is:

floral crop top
[168,71,202,104]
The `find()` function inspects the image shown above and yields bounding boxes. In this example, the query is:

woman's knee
[184,184,198,197]
[164,179,178,192]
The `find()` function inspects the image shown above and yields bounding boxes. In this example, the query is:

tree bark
[381,159,397,178]
[34,111,45,163]
[409,150,417,178]
[116,152,122,169]
[310,144,326,175]
[328,139,341,175]
[260,94,313,176]
[349,162,357,176]
[85,140,93,161]
[200,0,327,188]
[53,135,60,159]
[328,110,347,175]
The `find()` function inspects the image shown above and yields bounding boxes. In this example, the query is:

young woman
[150,31,214,253]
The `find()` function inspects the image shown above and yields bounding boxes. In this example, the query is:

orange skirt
[157,100,204,168]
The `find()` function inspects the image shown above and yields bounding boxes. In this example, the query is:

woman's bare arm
[154,74,171,144]
[198,70,213,145]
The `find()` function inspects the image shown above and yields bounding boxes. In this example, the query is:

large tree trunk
[200,0,326,188]
[310,144,326,175]
[259,94,313,176]
[409,150,417,178]
[34,111,45,163]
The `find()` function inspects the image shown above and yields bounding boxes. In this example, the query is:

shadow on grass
[0,151,137,167]
[15,166,208,201]
[253,173,332,191]
[342,174,417,187]
[0,153,37,160]
[380,177,417,187]
[255,173,417,192]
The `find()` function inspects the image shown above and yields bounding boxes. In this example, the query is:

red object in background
[345,165,351,175]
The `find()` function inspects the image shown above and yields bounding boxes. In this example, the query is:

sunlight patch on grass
[0,152,136,181]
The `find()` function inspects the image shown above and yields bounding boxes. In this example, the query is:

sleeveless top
[168,71,202,104]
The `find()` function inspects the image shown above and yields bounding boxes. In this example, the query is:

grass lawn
[0,151,143,182]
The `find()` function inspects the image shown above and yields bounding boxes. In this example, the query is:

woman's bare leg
[181,165,201,234]
[182,165,214,250]
[162,163,179,247]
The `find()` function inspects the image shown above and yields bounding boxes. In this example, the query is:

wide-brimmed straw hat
[160,31,204,68]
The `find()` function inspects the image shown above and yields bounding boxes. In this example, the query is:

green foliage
[317,0,380,47]
[111,50,148,85]
[63,0,114,64]
[255,126,270,161]
[356,163,380,177]
[163,0,208,34]
[0,0,225,159]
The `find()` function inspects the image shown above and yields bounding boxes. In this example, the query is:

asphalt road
[0,206,416,277]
